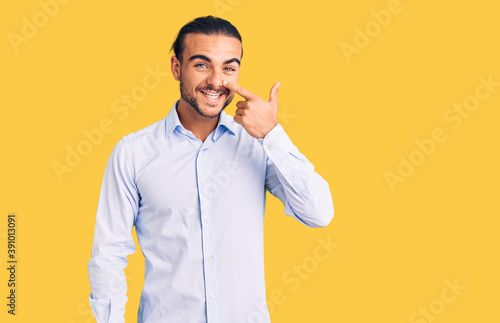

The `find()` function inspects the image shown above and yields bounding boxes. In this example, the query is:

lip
[200,90,224,103]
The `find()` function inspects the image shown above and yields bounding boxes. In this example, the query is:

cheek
[181,69,203,88]
[229,71,239,81]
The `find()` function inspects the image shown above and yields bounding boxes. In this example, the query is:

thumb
[269,81,281,103]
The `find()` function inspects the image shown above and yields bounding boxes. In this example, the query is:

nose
[207,68,222,87]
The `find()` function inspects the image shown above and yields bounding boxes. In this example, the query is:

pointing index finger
[223,80,255,100]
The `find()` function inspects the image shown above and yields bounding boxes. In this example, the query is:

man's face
[171,33,242,119]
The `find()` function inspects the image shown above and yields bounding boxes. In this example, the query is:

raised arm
[221,80,334,227]
[260,123,334,228]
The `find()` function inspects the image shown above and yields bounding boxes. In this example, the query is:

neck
[176,99,219,142]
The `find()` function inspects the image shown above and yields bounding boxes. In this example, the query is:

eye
[195,63,208,68]
[224,66,236,72]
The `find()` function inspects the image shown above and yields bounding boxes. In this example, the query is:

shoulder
[120,117,166,147]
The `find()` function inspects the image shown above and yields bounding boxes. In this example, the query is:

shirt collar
[165,100,236,140]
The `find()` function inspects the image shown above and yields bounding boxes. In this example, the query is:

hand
[223,80,280,139]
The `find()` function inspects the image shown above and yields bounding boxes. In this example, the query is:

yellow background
[1,0,499,322]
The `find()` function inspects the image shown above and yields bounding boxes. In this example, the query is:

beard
[179,73,234,119]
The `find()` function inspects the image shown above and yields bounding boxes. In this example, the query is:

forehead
[183,33,242,62]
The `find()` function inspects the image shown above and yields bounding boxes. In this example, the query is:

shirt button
[288,175,293,180]
[201,181,207,187]
[182,130,187,134]
[205,218,210,223]
[208,256,213,261]
[210,294,216,299]
[268,145,274,150]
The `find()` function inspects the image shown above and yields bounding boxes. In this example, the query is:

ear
[171,56,180,81]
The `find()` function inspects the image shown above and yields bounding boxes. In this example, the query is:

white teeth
[203,91,221,99]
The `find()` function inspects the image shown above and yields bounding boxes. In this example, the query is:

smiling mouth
[200,90,224,102]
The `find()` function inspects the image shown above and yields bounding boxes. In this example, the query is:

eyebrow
[188,54,240,66]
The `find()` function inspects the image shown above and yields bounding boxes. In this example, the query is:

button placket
[196,146,218,322]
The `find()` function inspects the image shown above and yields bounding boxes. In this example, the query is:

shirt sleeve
[259,123,334,228]
[87,137,139,323]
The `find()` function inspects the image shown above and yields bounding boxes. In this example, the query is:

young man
[88,15,334,323]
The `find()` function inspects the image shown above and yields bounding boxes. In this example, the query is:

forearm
[88,253,131,323]
[262,123,334,228]
[88,201,137,323]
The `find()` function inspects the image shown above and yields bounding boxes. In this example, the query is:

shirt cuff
[88,294,128,323]
[258,123,298,164]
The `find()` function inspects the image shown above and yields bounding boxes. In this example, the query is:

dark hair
[170,15,243,64]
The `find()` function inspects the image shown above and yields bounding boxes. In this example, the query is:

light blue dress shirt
[88,100,334,323]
